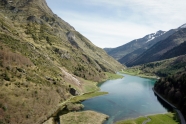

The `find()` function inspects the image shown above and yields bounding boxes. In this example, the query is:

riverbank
[115,112,178,124]
[43,72,122,124]
[120,70,159,79]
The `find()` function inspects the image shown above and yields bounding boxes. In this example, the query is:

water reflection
[155,94,173,112]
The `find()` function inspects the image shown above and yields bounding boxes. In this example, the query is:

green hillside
[124,54,186,77]
[0,0,124,123]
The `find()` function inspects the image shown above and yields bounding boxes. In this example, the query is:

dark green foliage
[128,54,186,78]
[154,74,186,119]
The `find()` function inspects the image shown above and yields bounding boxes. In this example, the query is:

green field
[69,91,108,103]
[115,113,179,124]
[105,72,124,80]
[120,69,158,79]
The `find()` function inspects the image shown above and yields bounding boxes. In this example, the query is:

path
[152,88,186,124]
[142,116,151,124]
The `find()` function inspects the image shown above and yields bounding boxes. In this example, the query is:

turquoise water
[82,74,171,124]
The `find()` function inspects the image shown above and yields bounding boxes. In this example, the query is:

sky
[46,0,186,48]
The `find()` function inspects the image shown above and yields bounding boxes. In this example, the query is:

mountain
[0,0,124,123]
[104,48,113,53]
[118,29,177,66]
[178,23,186,29]
[129,28,186,66]
[104,30,176,63]
[160,41,186,60]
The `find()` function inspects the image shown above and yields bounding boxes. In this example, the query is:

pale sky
[46,0,186,48]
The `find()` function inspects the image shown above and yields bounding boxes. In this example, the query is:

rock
[69,88,79,96]
[27,16,42,24]
[66,31,79,48]
[10,6,19,13]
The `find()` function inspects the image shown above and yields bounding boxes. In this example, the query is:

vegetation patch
[115,113,178,124]
[124,55,186,78]
[69,91,108,103]
[120,69,158,79]
[115,116,146,124]
[60,110,109,124]
[105,72,124,80]
[154,73,186,119]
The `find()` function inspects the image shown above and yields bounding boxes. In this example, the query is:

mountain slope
[104,30,172,61]
[118,29,177,66]
[129,28,186,66]
[0,0,124,123]
[160,41,186,60]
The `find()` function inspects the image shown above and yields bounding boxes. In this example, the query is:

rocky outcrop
[67,31,79,48]
[27,16,42,24]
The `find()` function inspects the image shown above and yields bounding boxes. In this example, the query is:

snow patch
[145,31,165,43]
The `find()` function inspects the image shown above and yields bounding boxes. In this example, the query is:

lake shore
[43,72,123,124]
[115,112,178,124]
[120,70,159,79]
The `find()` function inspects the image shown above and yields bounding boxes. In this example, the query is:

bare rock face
[27,16,42,24]
[69,88,79,96]
[67,31,79,48]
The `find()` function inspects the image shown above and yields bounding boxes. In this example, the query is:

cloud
[46,0,186,48]
[57,11,157,48]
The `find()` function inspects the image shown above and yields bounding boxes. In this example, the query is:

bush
[3,73,10,81]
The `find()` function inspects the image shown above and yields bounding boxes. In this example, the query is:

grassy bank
[69,91,108,103]
[120,69,158,79]
[45,72,122,124]
[105,72,124,80]
[115,113,179,124]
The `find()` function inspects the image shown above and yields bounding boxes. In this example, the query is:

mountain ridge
[104,29,176,65]
[129,28,186,66]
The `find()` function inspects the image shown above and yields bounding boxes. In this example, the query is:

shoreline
[115,112,178,124]
[153,88,186,124]
[120,71,159,80]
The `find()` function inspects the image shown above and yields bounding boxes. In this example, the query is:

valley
[104,23,186,124]
[0,0,186,124]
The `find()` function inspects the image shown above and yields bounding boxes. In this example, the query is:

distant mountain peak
[178,23,186,29]
[155,30,166,36]
[145,30,165,43]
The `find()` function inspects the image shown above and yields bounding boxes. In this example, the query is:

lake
[82,74,171,124]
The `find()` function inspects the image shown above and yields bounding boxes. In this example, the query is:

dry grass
[0,1,124,123]
[60,110,109,124]
[0,46,34,67]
